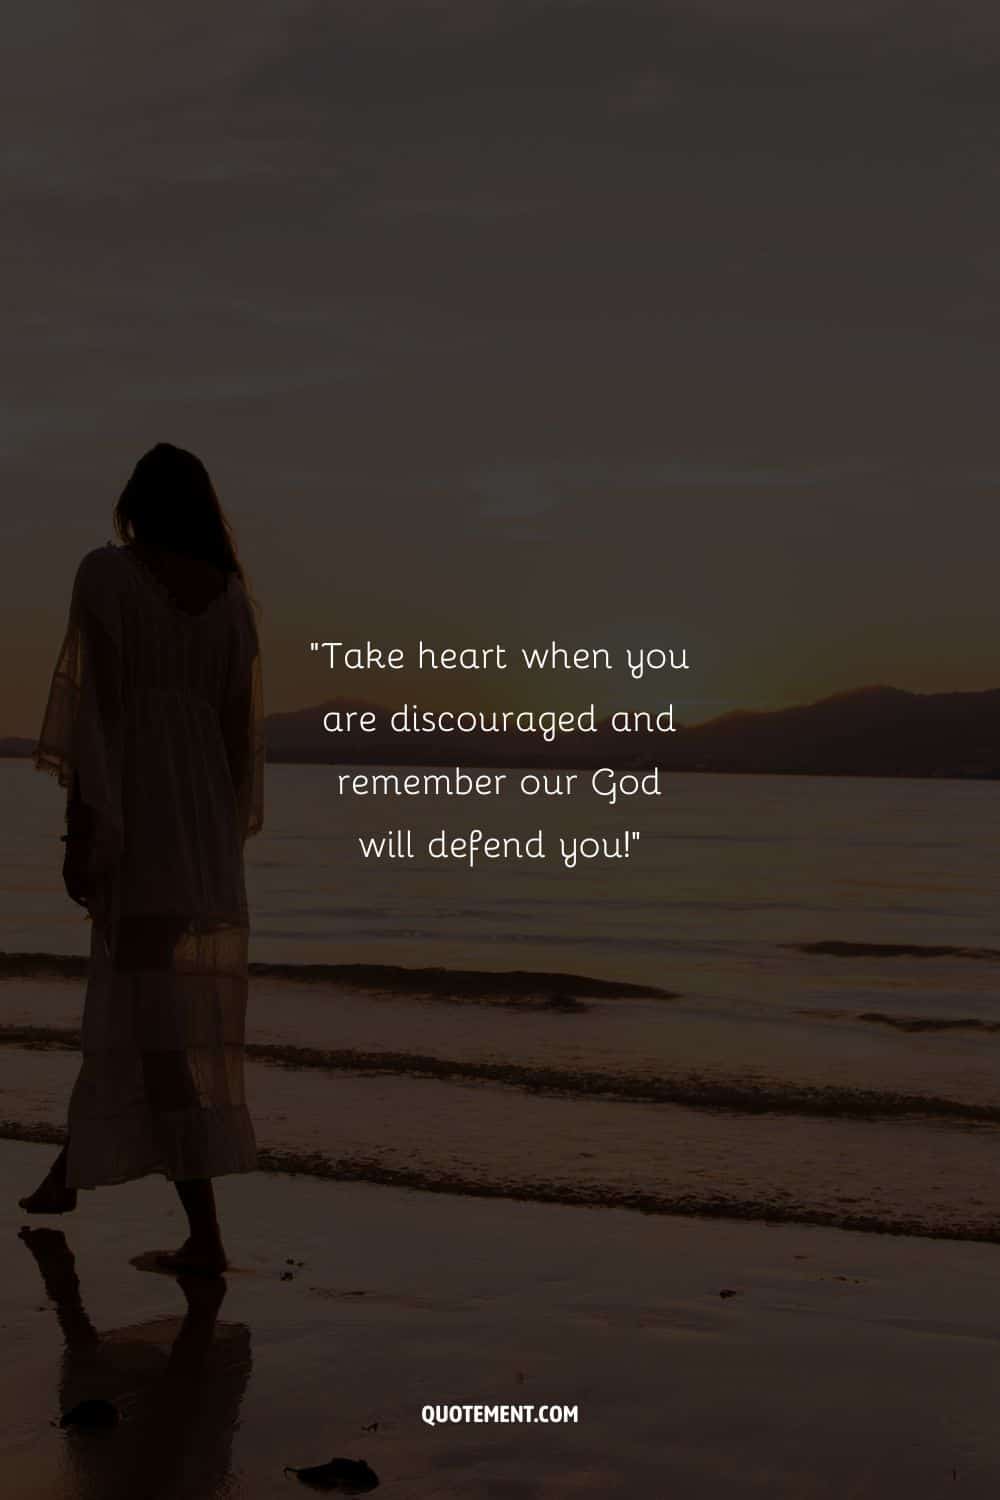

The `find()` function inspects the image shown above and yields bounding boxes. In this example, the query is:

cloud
[3,0,999,727]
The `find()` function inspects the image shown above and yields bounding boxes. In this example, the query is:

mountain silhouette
[673,685,1000,777]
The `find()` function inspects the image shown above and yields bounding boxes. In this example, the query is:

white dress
[35,543,264,1188]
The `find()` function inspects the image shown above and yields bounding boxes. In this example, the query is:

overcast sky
[3,1,999,730]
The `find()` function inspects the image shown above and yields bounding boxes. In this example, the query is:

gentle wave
[3,1026,996,1125]
[2,1120,995,1245]
[802,1008,1000,1035]
[0,950,673,1001]
[786,940,1000,960]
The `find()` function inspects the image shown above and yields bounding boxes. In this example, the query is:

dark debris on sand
[59,1399,119,1430]
[285,1456,379,1492]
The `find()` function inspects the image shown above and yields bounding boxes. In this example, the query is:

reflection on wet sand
[19,1228,251,1500]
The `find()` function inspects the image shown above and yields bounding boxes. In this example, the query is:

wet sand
[2,1141,999,1498]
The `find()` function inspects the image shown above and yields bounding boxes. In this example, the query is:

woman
[20,443,264,1276]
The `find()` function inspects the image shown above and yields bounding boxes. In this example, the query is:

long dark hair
[114,444,244,580]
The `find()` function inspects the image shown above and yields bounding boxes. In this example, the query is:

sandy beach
[2,1140,999,1498]
[4,768,1000,1494]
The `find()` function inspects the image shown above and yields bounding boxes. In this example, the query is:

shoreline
[3,1021,999,1126]
[4,1121,998,1248]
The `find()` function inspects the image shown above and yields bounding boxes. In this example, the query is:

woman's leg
[159,1179,228,1275]
[19,1144,78,1214]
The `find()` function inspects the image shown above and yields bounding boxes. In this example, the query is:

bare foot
[151,1236,228,1278]
[19,1181,78,1215]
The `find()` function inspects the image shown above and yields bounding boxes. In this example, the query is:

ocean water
[1,760,998,1242]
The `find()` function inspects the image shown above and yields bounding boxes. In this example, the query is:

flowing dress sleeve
[34,547,124,867]
[220,581,264,841]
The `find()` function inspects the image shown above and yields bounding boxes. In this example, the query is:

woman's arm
[37,548,125,906]
[221,586,264,841]
[62,773,95,907]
